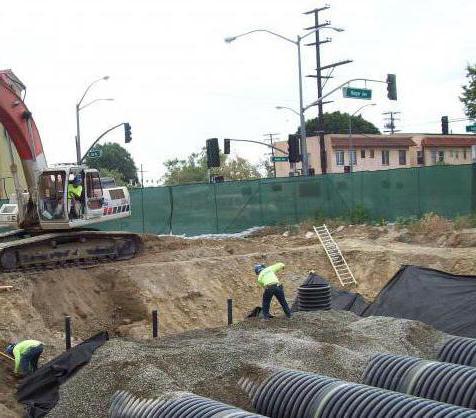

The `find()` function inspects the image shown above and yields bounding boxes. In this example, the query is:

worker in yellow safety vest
[67,175,83,218]
[5,339,44,376]
[254,262,292,320]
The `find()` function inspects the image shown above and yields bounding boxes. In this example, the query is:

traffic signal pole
[79,122,130,163]
[304,77,390,111]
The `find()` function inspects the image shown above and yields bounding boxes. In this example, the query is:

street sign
[272,156,289,162]
[466,124,476,133]
[343,87,372,100]
[88,148,102,158]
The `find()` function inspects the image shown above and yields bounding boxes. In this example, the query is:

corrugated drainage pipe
[439,336,476,367]
[363,353,476,409]
[109,391,265,418]
[297,283,331,311]
[250,368,476,418]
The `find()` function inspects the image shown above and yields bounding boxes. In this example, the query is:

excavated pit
[1,225,475,417]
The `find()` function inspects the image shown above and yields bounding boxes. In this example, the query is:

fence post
[227,298,233,325]
[152,310,158,338]
[65,316,72,350]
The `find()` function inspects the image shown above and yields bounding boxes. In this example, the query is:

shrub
[348,204,370,224]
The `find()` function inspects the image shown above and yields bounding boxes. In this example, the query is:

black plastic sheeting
[16,331,109,418]
[331,265,476,338]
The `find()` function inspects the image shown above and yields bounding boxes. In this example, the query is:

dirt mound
[48,311,447,418]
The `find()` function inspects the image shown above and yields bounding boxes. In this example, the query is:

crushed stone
[48,310,447,417]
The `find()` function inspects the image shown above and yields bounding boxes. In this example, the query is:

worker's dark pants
[19,345,44,375]
[262,284,292,319]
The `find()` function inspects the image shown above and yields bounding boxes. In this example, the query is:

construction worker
[68,175,83,218]
[5,339,44,376]
[254,262,292,320]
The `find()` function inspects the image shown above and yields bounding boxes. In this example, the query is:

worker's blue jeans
[19,344,44,375]
[262,284,292,319]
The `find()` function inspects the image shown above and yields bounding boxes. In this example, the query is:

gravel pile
[48,310,447,417]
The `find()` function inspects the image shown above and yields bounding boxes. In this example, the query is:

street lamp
[75,76,110,164]
[275,105,299,116]
[225,26,343,176]
[349,103,376,172]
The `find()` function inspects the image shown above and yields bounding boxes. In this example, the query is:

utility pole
[383,111,401,134]
[263,133,279,177]
[304,6,351,174]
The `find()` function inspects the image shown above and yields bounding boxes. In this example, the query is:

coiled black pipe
[439,336,476,367]
[296,283,331,311]
[109,391,264,417]
[363,353,476,409]
[251,369,476,417]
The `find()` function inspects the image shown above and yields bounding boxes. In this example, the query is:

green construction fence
[2,164,476,236]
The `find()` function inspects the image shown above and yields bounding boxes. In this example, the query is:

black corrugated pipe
[439,336,476,367]
[364,353,476,409]
[250,369,338,417]
[109,391,265,418]
[249,368,476,417]
[296,283,331,311]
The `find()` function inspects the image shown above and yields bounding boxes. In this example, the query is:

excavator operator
[68,175,83,219]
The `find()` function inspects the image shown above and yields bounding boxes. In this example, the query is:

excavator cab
[38,166,105,229]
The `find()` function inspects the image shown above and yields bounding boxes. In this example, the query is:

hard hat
[5,343,16,356]
[254,263,266,275]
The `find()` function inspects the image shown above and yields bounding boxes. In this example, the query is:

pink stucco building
[273,134,476,177]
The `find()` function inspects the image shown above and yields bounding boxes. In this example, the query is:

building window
[438,150,444,162]
[455,150,459,159]
[464,149,467,159]
[382,150,390,166]
[431,149,437,164]
[369,149,375,158]
[399,150,407,165]
[450,150,454,158]
[336,150,344,166]
[349,150,357,166]
[417,150,424,165]
[361,149,366,158]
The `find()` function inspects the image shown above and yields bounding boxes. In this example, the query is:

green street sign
[343,87,372,100]
[88,149,102,158]
[466,124,476,133]
[271,156,289,162]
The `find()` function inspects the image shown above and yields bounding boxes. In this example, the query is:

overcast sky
[1,0,474,182]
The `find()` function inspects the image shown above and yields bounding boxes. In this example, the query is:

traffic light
[441,116,449,135]
[124,122,132,143]
[386,74,397,100]
[206,138,220,168]
[224,138,230,155]
[288,134,301,163]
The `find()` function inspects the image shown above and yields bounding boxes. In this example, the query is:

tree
[96,168,128,187]
[298,111,380,135]
[84,142,138,184]
[162,149,262,185]
[257,158,275,178]
[461,64,476,120]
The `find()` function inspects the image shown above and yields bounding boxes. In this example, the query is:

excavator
[0,69,142,271]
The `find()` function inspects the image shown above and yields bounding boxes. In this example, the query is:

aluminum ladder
[313,224,357,286]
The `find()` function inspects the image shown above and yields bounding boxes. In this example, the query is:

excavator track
[0,229,143,272]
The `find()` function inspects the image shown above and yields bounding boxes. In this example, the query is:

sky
[0,0,475,183]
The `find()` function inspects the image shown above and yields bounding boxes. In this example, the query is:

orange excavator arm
[0,70,48,227]
[0,70,47,190]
